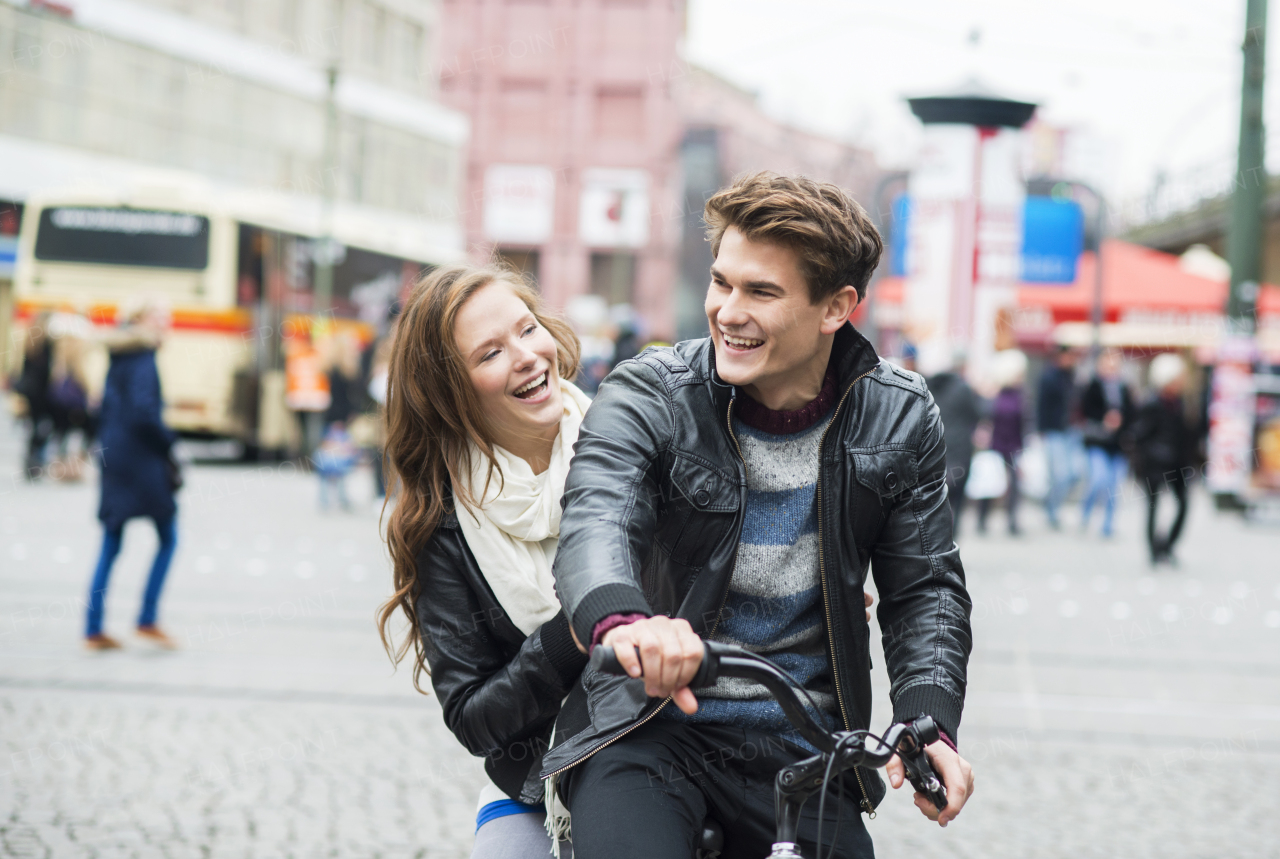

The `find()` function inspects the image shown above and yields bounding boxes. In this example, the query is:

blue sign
[886,194,1084,284]
[1021,196,1083,284]
[889,193,911,277]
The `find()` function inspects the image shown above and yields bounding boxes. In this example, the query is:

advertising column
[904,87,1036,381]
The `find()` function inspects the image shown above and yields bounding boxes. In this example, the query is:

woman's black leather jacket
[415,512,588,805]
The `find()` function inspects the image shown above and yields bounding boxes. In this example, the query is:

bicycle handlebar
[590,641,948,812]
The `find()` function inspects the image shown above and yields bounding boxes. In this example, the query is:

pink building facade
[438,0,685,337]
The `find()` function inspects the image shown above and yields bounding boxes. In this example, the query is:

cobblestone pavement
[2,409,1280,859]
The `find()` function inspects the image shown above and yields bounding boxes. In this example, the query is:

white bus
[10,184,452,452]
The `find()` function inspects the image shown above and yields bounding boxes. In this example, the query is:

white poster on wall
[483,164,555,244]
[579,168,649,248]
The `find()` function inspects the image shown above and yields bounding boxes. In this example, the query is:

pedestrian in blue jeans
[1079,350,1133,538]
[1037,346,1079,528]
[84,302,180,651]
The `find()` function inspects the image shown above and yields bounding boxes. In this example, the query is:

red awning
[870,239,1280,323]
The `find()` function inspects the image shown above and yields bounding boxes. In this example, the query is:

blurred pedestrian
[363,332,394,501]
[324,331,362,431]
[610,304,642,368]
[1080,349,1133,538]
[48,330,96,480]
[14,312,53,478]
[977,350,1027,536]
[314,421,358,512]
[1132,353,1196,566]
[927,353,983,535]
[84,300,180,651]
[1037,345,1078,529]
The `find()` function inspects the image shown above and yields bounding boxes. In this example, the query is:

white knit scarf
[455,380,592,636]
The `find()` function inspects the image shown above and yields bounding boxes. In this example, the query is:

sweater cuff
[538,612,589,687]
[590,613,649,650]
[569,582,652,647]
[892,683,964,746]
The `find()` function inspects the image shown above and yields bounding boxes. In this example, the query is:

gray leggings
[471,812,572,859]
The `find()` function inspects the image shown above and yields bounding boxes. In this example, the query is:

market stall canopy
[869,239,1280,353]
[1019,239,1280,324]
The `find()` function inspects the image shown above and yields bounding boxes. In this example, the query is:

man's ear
[819,286,860,335]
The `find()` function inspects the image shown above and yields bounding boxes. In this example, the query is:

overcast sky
[685,0,1263,211]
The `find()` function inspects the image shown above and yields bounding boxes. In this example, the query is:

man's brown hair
[703,171,883,303]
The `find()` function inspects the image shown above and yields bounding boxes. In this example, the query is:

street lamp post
[1226,0,1267,333]
[1209,0,1268,509]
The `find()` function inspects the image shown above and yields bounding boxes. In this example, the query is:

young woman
[378,263,589,858]
[85,300,181,650]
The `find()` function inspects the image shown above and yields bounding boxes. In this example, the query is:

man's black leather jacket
[542,324,973,812]
[415,512,588,804]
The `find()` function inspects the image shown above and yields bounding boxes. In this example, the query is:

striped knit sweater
[664,373,841,748]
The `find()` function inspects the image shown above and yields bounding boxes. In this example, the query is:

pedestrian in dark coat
[1080,349,1134,537]
[1132,354,1196,565]
[927,361,983,535]
[84,306,180,651]
[15,314,54,477]
[1037,346,1080,528]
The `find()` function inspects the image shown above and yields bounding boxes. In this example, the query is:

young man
[544,173,974,858]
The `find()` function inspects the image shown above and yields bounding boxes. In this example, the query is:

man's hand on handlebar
[886,741,974,827]
[600,616,704,715]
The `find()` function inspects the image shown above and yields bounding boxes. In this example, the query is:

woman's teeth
[724,334,764,349]
[514,373,547,397]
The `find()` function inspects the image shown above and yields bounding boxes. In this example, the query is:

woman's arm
[416,530,586,758]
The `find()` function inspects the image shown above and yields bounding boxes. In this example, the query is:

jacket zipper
[544,397,748,781]
[817,366,878,816]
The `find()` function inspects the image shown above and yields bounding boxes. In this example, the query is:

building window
[499,79,550,141]
[388,19,423,83]
[356,1,385,72]
[595,86,644,140]
[590,252,636,305]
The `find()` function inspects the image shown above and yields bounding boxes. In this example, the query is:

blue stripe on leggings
[476,798,545,832]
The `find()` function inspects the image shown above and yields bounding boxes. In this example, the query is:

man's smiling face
[705,226,852,406]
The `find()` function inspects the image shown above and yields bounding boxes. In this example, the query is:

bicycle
[591,640,948,859]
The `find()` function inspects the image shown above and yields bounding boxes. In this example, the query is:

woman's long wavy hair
[377,263,581,693]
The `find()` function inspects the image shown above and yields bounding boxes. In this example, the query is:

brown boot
[85,633,122,651]
[136,625,179,650]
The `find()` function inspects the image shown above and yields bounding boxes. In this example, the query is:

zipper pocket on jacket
[547,397,749,779]
[816,366,878,814]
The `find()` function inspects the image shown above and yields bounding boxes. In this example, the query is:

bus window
[34,207,210,269]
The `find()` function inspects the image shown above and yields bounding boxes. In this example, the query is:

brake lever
[896,715,948,813]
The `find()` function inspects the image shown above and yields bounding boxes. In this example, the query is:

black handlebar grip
[589,645,628,676]
[589,644,716,688]
[912,714,940,746]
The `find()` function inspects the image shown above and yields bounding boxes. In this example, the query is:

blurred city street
[3,1,1280,857]
[3,405,1279,859]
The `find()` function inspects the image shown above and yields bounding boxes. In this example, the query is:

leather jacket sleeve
[416,530,587,758]
[873,396,974,740]
[553,361,668,645]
